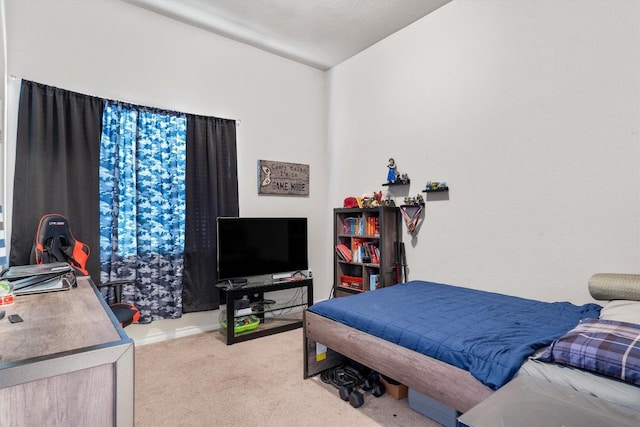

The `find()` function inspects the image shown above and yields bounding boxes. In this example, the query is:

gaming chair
[33,213,90,276]
[32,214,140,327]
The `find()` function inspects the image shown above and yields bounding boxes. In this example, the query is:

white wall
[2,0,331,341]
[327,0,640,304]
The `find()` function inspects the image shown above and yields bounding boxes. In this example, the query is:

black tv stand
[215,278,313,345]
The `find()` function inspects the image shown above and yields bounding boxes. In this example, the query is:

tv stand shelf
[216,278,313,345]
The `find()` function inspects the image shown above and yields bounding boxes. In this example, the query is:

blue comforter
[309,280,601,389]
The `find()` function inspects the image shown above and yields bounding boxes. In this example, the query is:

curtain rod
[9,76,241,125]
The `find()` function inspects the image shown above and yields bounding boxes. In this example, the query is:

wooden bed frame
[304,274,640,414]
[303,310,493,413]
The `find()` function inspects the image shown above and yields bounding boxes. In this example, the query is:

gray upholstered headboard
[588,273,640,301]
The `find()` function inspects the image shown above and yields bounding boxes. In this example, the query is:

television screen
[216,217,308,281]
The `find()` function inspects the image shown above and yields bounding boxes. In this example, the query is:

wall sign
[258,160,309,196]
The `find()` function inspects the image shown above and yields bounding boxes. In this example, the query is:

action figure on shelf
[373,191,383,206]
[404,196,417,205]
[387,158,399,183]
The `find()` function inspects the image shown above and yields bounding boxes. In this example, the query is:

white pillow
[599,300,640,325]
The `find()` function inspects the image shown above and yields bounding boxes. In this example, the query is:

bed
[303,274,640,414]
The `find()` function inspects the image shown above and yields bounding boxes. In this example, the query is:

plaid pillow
[537,318,640,386]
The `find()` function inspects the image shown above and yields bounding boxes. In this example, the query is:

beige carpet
[135,328,441,426]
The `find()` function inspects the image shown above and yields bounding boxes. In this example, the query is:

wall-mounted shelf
[383,179,410,186]
[422,181,448,192]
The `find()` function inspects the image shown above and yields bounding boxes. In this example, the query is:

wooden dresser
[0,277,134,426]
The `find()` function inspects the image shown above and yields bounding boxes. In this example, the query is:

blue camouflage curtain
[99,101,187,323]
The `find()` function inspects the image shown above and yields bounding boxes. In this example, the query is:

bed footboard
[303,310,493,413]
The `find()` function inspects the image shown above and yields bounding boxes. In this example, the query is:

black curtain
[10,81,103,281]
[182,114,239,312]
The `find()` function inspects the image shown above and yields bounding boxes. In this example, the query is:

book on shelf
[343,216,379,236]
[344,217,364,235]
[351,238,368,263]
[369,274,380,291]
[335,244,352,262]
[342,217,355,235]
[340,275,363,291]
[362,242,379,264]
[366,216,380,236]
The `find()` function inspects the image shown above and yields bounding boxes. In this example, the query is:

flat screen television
[216,217,308,281]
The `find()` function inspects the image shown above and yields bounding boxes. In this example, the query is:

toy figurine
[425,181,448,191]
[383,192,395,206]
[387,158,399,183]
[404,196,417,205]
[373,191,383,205]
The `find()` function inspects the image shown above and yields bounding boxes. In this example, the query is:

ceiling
[122,0,452,70]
